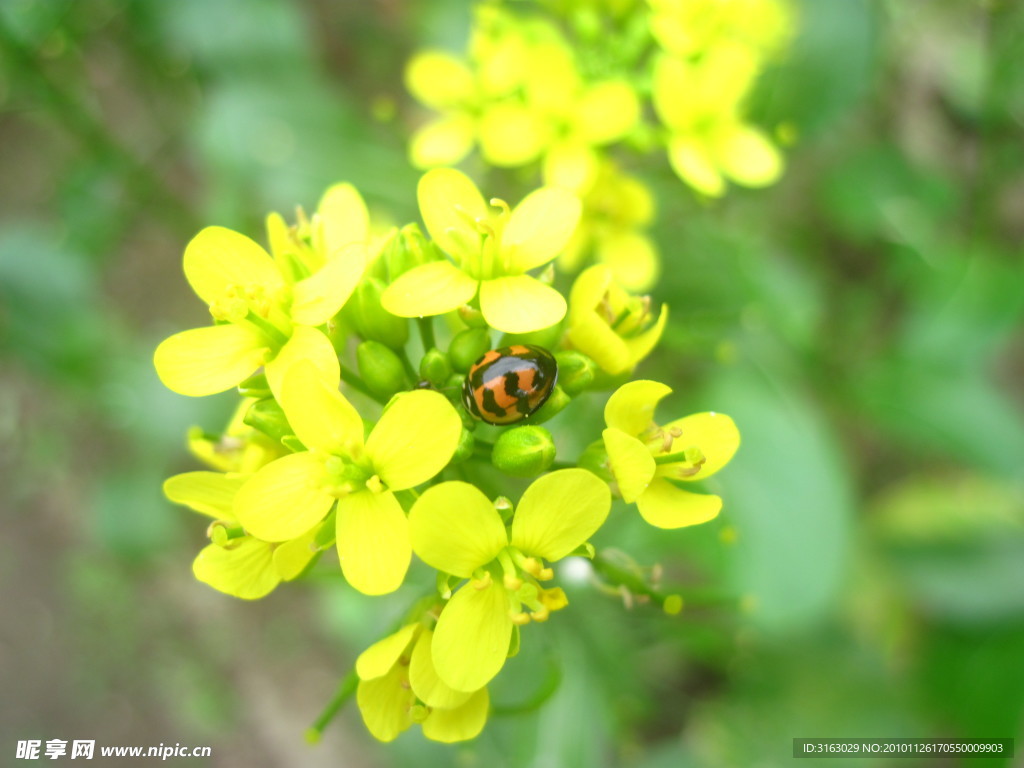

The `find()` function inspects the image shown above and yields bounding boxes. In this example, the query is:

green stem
[397,349,418,383]
[306,669,358,743]
[417,317,436,353]
[549,459,577,470]
[590,552,733,611]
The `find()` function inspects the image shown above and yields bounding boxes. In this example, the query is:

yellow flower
[265,182,372,280]
[163,471,322,599]
[565,265,667,376]
[602,380,739,528]
[355,622,490,743]
[559,162,660,291]
[381,169,580,334]
[408,469,609,691]
[647,0,793,196]
[233,361,462,595]
[153,221,367,398]
[406,7,639,187]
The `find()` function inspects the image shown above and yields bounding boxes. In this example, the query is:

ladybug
[462,345,558,425]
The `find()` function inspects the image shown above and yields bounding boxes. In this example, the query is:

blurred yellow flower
[602,380,740,528]
[408,469,609,691]
[233,361,462,595]
[559,162,660,290]
[381,169,580,333]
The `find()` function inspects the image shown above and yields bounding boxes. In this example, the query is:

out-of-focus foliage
[2,0,1023,766]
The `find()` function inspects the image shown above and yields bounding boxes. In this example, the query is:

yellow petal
[715,125,784,188]
[422,688,489,743]
[290,243,366,326]
[604,379,673,436]
[317,182,369,256]
[511,469,611,561]
[279,360,363,455]
[566,311,631,375]
[336,491,411,596]
[405,51,475,109]
[380,260,478,319]
[624,303,669,368]
[409,482,508,577]
[502,187,582,272]
[233,452,334,541]
[432,582,512,692]
[597,231,659,293]
[478,102,546,167]
[659,411,740,481]
[410,115,476,169]
[479,275,567,334]
[366,390,461,491]
[262,325,340,401]
[573,80,640,145]
[192,539,280,600]
[409,629,472,709]
[272,525,321,580]
[568,264,613,323]
[668,136,725,197]
[265,211,296,273]
[154,324,270,397]
[635,478,722,529]
[183,226,284,306]
[417,168,488,261]
[163,471,245,521]
[356,664,414,742]
[356,623,419,681]
[602,428,656,503]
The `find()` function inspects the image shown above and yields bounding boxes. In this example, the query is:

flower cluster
[404,0,795,288]
[156,169,739,743]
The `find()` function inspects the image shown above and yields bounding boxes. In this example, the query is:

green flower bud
[243,397,292,442]
[554,350,596,396]
[491,425,557,477]
[345,276,409,349]
[458,305,489,328]
[419,347,452,387]
[356,340,408,400]
[525,386,570,425]
[449,328,491,373]
[386,223,440,280]
[450,428,475,464]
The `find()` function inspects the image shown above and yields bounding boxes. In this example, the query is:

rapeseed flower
[381,169,580,333]
[409,469,609,691]
[233,361,462,595]
[154,186,370,398]
[164,471,321,599]
[355,621,489,743]
[602,380,739,527]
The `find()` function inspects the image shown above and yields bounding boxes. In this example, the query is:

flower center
[209,283,294,347]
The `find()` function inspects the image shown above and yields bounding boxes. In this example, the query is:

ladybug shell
[462,345,558,425]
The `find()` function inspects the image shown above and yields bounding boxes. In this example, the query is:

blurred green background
[2,0,1023,766]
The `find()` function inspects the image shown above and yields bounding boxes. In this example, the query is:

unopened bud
[385,223,439,280]
[419,347,451,387]
[356,341,408,400]
[345,276,409,349]
[525,386,570,425]
[448,328,491,373]
[450,428,475,464]
[554,350,596,396]
[491,425,556,477]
